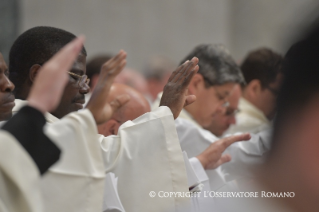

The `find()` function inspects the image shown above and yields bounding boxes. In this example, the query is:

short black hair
[240,48,283,88]
[9,26,87,95]
[179,44,245,87]
[86,54,112,86]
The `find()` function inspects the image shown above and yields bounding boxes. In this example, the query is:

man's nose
[79,84,90,94]
[0,75,15,92]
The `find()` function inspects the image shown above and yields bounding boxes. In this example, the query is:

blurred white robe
[13,99,106,212]
[152,94,227,190]
[0,131,42,212]
[221,129,272,182]
[100,106,190,212]
[14,100,191,212]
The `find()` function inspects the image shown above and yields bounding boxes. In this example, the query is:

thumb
[184,95,196,107]
[110,94,130,113]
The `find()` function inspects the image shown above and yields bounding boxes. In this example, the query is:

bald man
[205,85,241,137]
[98,83,150,136]
[98,83,251,212]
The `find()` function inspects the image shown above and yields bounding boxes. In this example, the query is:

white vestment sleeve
[99,106,191,212]
[103,173,125,212]
[175,118,227,190]
[221,130,272,181]
[41,109,105,212]
[175,118,218,158]
[0,131,42,212]
[188,157,216,212]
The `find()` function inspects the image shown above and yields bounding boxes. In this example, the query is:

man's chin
[73,102,84,110]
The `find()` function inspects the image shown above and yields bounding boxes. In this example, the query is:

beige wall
[230,0,319,60]
[20,0,318,70]
[21,0,231,70]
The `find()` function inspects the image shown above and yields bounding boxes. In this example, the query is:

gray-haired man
[152,44,247,211]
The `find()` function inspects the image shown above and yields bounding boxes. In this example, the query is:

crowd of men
[1,20,319,212]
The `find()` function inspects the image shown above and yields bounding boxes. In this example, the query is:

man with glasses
[152,44,247,210]
[205,85,241,137]
[9,27,90,122]
[99,83,250,212]
[153,44,244,129]
[8,26,208,212]
[225,48,283,135]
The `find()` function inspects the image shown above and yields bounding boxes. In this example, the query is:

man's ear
[29,64,42,83]
[245,79,262,99]
[97,119,120,136]
[188,73,204,95]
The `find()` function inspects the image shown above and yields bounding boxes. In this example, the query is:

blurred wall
[21,0,231,70]
[230,0,319,60]
[0,0,19,61]
[8,0,318,69]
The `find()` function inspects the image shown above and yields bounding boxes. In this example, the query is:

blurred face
[98,87,151,136]
[205,85,241,136]
[273,96,319,198]
[257,73,283,120]
[186,74,236,128]
[51,53,89,118]
[0,53,15,121]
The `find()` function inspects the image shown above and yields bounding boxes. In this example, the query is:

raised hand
[196,133,251,169]
[159,57,199,119]
[27,36,85,113]
[86,50,130,125]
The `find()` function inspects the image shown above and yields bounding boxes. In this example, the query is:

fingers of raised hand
[55,36,85,69]
[172,57,198,84]
[44,36,85,78]
[176,57,199,85]
[218,133,251,149]
[101,50,127,78]
[214,154,232,168]
[183,64,199,87]
[168,62,187,83]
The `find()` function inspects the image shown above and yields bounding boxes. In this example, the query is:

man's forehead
[70,53,86,74]
[216,83,236,95]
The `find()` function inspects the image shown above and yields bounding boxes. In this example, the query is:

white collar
[13,99,60,123]
[239,98,270,124]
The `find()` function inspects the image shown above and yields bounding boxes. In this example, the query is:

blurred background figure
[205,84,241,137]
[142,55,176,102]
[225,48,284,135]
[86,54,152,105]
[85,54,113,104]
[261,23,319,212]
[114,67,152,104]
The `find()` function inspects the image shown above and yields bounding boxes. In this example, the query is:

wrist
[196,154,208,170]
[27,99,46,114]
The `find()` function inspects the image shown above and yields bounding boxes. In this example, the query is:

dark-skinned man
[8,26,203,212]
[0,53,15,122]
[0,37,100,212]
